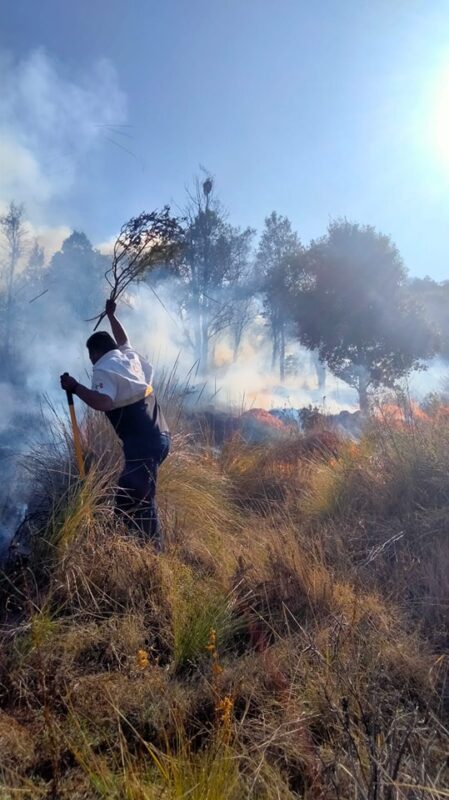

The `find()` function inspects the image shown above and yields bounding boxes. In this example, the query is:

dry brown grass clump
[298,410,449,647]
[1,407,449,798]
[220,429,343,512]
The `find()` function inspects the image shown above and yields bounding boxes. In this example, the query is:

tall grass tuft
[169,562,242,669]
[1,395,449,797]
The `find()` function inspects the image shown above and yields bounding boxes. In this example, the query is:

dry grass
[300,411,449,647]
[1,402,449,798]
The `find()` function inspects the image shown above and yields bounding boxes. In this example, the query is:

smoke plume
[0,47,126,252]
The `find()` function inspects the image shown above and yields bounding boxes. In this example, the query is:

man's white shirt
[91,342,154,409]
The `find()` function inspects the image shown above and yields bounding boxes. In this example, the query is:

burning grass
[1,402,449,797]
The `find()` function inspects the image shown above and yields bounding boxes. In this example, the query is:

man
[60,299,170,549]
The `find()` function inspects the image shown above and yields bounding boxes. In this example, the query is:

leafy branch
[88,206,184,329]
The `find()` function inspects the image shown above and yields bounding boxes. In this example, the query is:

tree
[90,207,184,330]
[177,177,254,372]
[0,202,28,377]
[256,212,302,382]
[409,277,449,358]
[309,348,326,391]
[228,284,259,362]
[27,239,45,275]
[23,239,45,298]
[288,220,436,410]
[46,231,109,319]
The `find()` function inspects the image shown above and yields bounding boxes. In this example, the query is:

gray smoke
[0,48,126,216]
[1,259,448,559]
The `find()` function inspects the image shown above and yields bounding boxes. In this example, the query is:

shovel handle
[63,372,74,404]
[62,373,85,478]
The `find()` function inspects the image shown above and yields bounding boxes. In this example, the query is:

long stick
[63,374,86,478]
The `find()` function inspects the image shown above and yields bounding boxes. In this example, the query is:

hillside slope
[1,408,448,798]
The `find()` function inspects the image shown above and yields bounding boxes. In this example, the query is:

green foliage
[409,275,449,357]
[257,211,303,380]
[176,177,255,370]
[90,206,185,329]
[170,564,238,669]
[45,231,108,318]
[288,220,437,407]
[152,738,244,800]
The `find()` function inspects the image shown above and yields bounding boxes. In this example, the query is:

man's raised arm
[106,299,129,347]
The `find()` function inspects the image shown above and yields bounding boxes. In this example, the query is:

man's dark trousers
[116,432,170,546]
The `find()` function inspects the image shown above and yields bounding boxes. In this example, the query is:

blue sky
[2,0,449,278]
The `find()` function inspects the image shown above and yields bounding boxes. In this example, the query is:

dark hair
[86,331,118,355]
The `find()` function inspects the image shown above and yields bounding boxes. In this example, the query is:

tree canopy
[2,192,444,411]
[0,202,28,379]
[46,231,109,319]
[409,277,449,359]
[177,178,254,371]
[256,211,302,381]
[287,220,437,409]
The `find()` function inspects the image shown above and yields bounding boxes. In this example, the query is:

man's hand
[105,298,129,347]
[60,375,113,411]
[60,373,79,393]
[105,298,116,317]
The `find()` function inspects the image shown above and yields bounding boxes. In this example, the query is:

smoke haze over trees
[257,211,303,382]
[0,176,447,416]
[409,277,449,358]
[2,172,449,564]
[45,231,108,320]
[286,221,438,409]
[176,178,254,372]
[0,202,28,382]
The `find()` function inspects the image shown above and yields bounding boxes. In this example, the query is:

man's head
[86,331,118,364]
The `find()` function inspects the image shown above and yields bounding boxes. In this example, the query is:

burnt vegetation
[1,400,449,797]
[1,177,449,797]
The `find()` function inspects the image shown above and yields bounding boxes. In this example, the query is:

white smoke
[0,44,128,409]
[406,356,449,399]
[15,275,356,415]
[0,383,16,433]
[101,282,359,413]
[0,47,126,248]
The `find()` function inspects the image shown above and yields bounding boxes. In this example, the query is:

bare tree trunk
[358,373,370,413]
[4,244,20,365]
[4,264,15,368]
[1,203,26,378]
[200,298,209,373]
[271,323,279,371]
[232,326,241,362]
[311,350,326,390]
[190,266,202,366]
[232,311,246,362]
[317,361,326,390]
[279,324,286,383]
[192,299,202,365]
